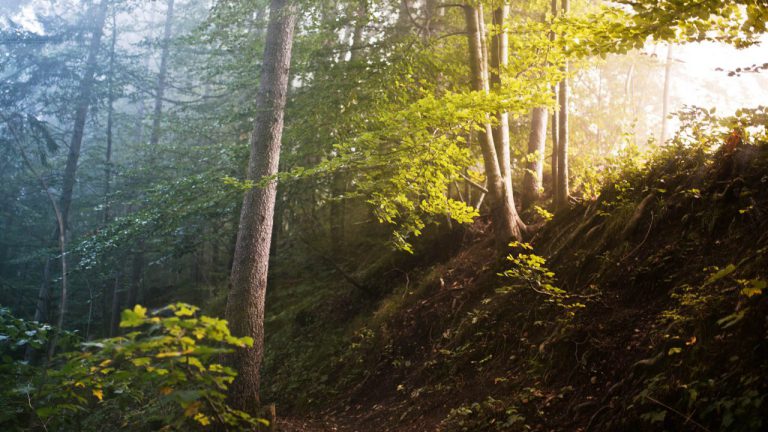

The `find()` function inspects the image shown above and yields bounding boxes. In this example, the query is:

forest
[1,0,767,430]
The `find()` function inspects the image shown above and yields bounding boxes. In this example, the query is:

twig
[27,391,49,432]
[459,172,488,193]
[298,236,373,296]
[643,394,711,432]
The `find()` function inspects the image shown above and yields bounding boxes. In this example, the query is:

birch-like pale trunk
[523,107,548,209]
[464,4,524,244]
[555,0,570,210]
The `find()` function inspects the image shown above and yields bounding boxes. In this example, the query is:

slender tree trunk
[127,244,143,307]
[124,0,174,313]
[596,67,603,153]
[59,0,109,228]
[104,11,116,225]
[549,0,559,201]
[551,88,559,200]
[660,44,673,144]
[101,271,112,336]
[424,0,439,39]
[464,4,524,244]
[101,12,117,338]
[35,257,53,324]
[109,273,120,336]
[555,0,570,210]
[226,0,297,412]
[33,0,109,327]
[490,6,511,194]
[522,107,548,210]
[1,114,68,359]
[330,1,367,256]
[149,0,174,147]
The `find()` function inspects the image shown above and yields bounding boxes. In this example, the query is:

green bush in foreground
[1,303,263,431]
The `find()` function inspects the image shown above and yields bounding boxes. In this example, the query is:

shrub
[1,303,262,431]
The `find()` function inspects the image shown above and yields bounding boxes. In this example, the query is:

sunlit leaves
[615,0,768,47]
[22,303,259,430]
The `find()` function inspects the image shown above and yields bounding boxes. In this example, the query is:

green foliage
[638,260,767,431]
[77,169,241,270]
[500,242,585,318]
[1,307,57,353]
[617,0,768,47]
[441,396,527,432]
[1,304,260,431]
[574,139,647,204]
[532,205,553,222]
[0,308,76,430]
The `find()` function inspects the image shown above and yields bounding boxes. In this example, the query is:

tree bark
[464,4,524,244]
[522,107,548,209]
[551,88,559,200]
[549,0,559,201]
[660,44,673,144]
[226,0,297,412]
[555,0,570,210]
[490,6,511,191]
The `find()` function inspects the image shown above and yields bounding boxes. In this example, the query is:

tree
[149,0,175,147]
[659,44,673,144]
[522,107,548,210]
[225,0,298,412]
[554,0,570,210]
[32,0,110,335]
[330,0,369,257]
[549,0,559,202]
[463,3,526,244]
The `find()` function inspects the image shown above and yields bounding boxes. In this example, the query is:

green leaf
[703,264,736,286]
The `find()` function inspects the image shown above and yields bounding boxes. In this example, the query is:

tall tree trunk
[59,0,109,229]
[109,273,120,336]
[550,97,559,199]
[549,0,559,201]
[33,0,109,326]
[149,0,175,147]
[464,4,524,244]
[102,11,117,337]
[424,0,439,39]
[490,6,511,195]
[126,0,174,313]
[127,243,143,307]
[226,0,297,412]
[104,12,116,224]
[1,114,68,359]
[330,1,367,256]
[35,256,53,324]
[660,44,673,144]
[549,0,560,201]
[522,107,548,210]
[555,0,570,210]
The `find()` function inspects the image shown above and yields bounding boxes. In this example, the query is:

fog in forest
[1,1,766,431]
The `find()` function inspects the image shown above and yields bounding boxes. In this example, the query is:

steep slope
[266,137,768,431]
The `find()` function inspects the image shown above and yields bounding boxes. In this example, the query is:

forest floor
[263,142,768,432]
